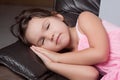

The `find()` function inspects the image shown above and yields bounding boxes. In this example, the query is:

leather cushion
[54,0,101,27]
[0,40,68,80]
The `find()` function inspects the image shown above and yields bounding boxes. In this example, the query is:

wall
[0,0,54,7]
[99,0,120,26]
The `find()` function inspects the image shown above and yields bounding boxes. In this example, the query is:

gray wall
[0,5,20,49]
[0,0,120,49]
[99,0,120,26]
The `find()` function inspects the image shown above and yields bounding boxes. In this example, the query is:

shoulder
[78,11,99,20]
[78,11,101,23]
[77,11,102,29]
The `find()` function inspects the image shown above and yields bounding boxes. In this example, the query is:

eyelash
[46,24,50,30]
[42,38,45,45]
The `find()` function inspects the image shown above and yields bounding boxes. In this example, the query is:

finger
[31,46,47,53]
[31,46,52,56]
[30,47,52,63]
[30,46,43,57]
[31,46,41,52]
[30,46,51,61]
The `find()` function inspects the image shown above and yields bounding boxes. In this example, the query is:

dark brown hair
[11,8,61,46]
[11,8,72,53]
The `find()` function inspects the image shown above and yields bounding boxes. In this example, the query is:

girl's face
[25,16,71,51]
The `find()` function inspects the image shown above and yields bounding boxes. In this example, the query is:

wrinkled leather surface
[0,0,101,80]
[54,0,101,27]
[0,41,68,80]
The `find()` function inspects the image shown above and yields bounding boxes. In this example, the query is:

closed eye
[46,24,50,30]
[41,38,45,45]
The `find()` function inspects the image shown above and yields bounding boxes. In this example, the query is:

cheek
[60,35,70,47]
[43,42,58,51]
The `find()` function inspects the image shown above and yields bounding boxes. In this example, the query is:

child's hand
[30,45,60,63]
[30,46,53,66]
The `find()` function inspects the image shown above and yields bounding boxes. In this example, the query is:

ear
[55,14,64,21]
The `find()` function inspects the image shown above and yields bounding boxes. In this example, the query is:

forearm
[58,47,109,65]
[57,11,109,66]
[48,62,98,80]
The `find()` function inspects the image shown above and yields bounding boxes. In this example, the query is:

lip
[56,33,61,44]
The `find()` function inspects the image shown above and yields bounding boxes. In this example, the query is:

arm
[48,63,98,80]
[57,11,109,65]
[31,47,99,80]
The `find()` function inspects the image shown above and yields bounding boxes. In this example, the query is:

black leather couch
[0,0,101,80]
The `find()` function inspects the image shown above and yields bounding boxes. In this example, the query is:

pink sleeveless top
[76,20,120,80]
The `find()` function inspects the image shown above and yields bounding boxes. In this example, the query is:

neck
[67,27,79,51]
